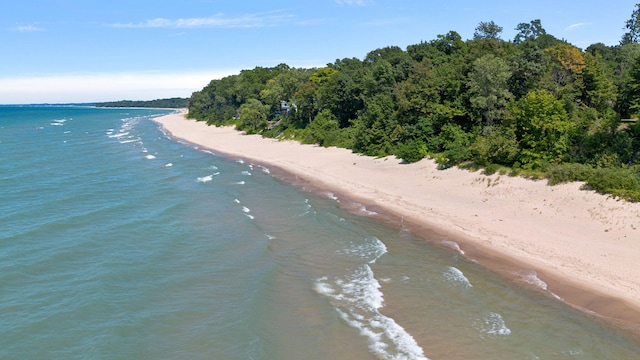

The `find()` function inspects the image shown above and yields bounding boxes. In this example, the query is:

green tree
[511,90,575,167]
[513,19,547,44]
[509,41,549,98]
[468,54,513,126]
[626,54,640,116]
[237,99,269,134]
[305,109,342,146]
[470,126,519,166]
[320,58,366,127]
[474,21,503,40]
[582,53,618,118]
[353,93,398,157]
[621,3,640,45]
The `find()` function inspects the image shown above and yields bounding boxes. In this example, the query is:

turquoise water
[1,106,640,359]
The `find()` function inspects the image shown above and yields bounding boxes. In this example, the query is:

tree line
[188,5,640,201]
[96,97,188,108]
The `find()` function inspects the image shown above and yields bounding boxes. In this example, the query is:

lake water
[1,106,639,359]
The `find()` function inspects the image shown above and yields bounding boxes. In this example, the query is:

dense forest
[188,5,640,201]
[96,97,188,108]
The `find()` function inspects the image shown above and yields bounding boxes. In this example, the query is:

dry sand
[155,110,640,335]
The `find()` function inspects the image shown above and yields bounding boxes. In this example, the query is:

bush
[584,167,640,199]
[439,124,473,167]
[547,163,594,185]
[395,140,427,163]
[483,163,501,175]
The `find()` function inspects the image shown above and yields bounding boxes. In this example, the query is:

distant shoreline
[154,111,640,338]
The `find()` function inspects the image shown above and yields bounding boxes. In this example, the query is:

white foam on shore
[443,266,473,288]
[515,270,548,290]
[352,202,377,216]
[258,165,270,174]
[441,240,465,255]
[325,192,338,201]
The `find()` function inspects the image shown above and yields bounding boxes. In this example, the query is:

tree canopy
[187,4,640,201]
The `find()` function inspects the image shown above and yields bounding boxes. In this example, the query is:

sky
[0,0,637,104]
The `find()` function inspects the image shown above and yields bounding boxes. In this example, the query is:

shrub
[547,163,594,185]
[395,140,427,163]
[584,167,640,198]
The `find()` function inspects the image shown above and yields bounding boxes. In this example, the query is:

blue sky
[0,0,636,104]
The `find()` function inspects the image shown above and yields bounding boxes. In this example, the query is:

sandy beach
[155,110,640,335]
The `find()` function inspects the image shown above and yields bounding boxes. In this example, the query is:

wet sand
[154,111,640,336]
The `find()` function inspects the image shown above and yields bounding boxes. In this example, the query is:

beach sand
[155,111,640,335]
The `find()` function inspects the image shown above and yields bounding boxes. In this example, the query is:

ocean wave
[145,154,156,160]
[165,163,173,167]
[316,266,428,360]
[473,312,511,338]
[340,237,388,264]
[441,240,465,255]
[515,270,547,290]
[354,203,377,216]
[443,266,473,288]
[108,132,129,139]
[196,175,213,183]
[241,170,252,176]
[325,192,338,201]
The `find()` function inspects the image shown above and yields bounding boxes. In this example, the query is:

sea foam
[515,270,547,290]
[443,266,473,288]
[197,175,213,183]
[473,312,511,337]
[316,237,428,359]
[316,265,428,360]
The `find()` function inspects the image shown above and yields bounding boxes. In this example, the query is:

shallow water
[1,106,639,359]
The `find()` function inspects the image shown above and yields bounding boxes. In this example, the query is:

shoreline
[154,111,640,338]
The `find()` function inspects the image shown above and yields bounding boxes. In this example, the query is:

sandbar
[155,110,640,336]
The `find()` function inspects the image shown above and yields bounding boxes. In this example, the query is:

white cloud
[15,25,44,32]
[0,70,240,104]
[565,23,589,31]
[112,12,294,29]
